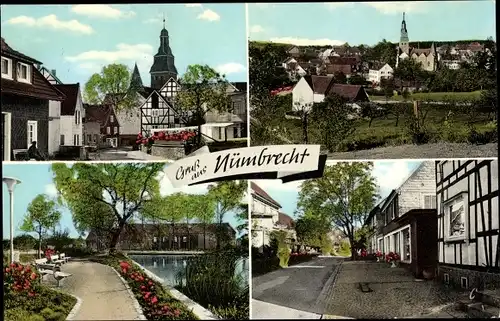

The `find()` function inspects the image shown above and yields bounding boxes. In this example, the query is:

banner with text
[164,145,326,187]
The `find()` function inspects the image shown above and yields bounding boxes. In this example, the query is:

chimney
[51,69,56,76]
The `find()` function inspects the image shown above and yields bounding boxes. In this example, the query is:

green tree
[393,58,425,90]
[311,94,355,152]
[380,77,395,101]
[333,71,347,84]
[297,162,378,260]
[189,194,216,250]
[270,230,290,268]
[294,213,328,247]
[83,63,140,111]
[235,203,249,236]
[347,74,367,86]
[208,181,247,249]
[142,192,186,250]
[20,194,62,258]
[174,64,232,146]
[51,163,164,253]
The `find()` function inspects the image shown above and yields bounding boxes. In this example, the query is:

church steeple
[130,62,144,91]
[149,16,178,90]
[399,12,410,55]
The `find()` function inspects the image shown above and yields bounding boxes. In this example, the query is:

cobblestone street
[324,261,468,319]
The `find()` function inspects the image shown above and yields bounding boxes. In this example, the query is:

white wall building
[368,63,394,84]
[251,182,282,250]
[54,84,83,146]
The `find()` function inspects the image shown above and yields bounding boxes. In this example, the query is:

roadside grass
[369,90,484,101]
[251,253,319,277]
[277,102,495,151]
[91,253,198,320]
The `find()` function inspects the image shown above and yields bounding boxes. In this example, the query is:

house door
[27,121,38,146]
[106,138,118,147]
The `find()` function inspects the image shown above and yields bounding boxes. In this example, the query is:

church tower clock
[149,17,178,90]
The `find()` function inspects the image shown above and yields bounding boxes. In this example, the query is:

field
[267,101,496,153]
[369,91,483,102]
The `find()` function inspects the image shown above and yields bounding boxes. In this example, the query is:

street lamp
[3,177,21,263]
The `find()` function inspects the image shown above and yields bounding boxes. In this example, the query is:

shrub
[175,249,249,320]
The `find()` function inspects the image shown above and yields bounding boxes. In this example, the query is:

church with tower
[395,12,438,72]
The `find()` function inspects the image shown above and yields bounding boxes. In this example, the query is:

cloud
[65,43,154,74]
[269,37,346,46]
[71,5,136,19]
[372,161,416,198]
[44,184,58,198]
[5,15,94,34]
[197,9,220,22]
[143,13,164,25]
[361,1,429,14]
[185,3,202,8]
[215,62,246,75]
[249,25,265,34]
[324,3,354,10]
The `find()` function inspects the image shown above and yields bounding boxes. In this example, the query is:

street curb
[110,266,148,320]
[65,293,83,321]
[314,260,344,313]
[130,260,219,320]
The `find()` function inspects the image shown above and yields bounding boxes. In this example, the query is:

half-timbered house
[436,159,499,290]
[140,90,188,135]
[83,104,120,147]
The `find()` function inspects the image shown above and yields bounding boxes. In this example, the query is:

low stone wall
[150,141,186,160]
[438,265,500,290]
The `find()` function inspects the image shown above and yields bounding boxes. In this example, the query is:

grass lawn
[370,90,483,101]
[276,102,495,151]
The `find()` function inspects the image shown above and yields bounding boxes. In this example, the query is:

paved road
[252,257,343,315]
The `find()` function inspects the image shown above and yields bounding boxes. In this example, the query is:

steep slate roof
[278,212,294,229]
[1,38,65,101]
[53,84,80,115]
[39,66,64,84]
[251,182,282,208]
[83,104,113,124]
[303,75,335,95]
[327,84,366,101]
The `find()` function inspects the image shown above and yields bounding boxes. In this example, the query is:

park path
[58,260,142,320]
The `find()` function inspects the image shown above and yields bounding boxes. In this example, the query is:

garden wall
[150,141,186,160]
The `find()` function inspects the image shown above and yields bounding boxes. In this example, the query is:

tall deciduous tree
[51,163,164,253]
[208,181,247,249]
[294,213,329,248]
[20,194,62,258]
[190,194,216,250]
[83,63,140,111]
[297,162,378,260]
[142,192,187,250]
[174,64,232,146]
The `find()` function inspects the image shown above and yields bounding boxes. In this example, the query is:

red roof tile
[54,84,80,116]
[278,212,294,228]
[251,182,282,208]
[303,75,335,95]
[327,84,367,102]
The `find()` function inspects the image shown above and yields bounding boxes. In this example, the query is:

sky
[251,160,423,220]
[1,163,246,240]
[0,4,248,86]
[248,1,496,46]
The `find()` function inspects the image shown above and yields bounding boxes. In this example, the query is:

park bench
[60,253,72,263]
[50,254,66,265]
[34,258,72,287]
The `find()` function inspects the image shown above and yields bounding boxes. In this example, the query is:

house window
[152,109,159,117]
[60,135,65,145]
[106,127,111,134]
[93,134,98,143]
[218,127,223,140]
[402,228,410,261]
[1,57,12,79]
[113,126,118,134]
[87,134,91,144]
[17,62,31,83]
[110,115,114,123]
[73,134,80,146]
[151,93,159,109]
[444,193,467,240]
[182,236,187,243]
[27,121,37,146]
[423,195,437,209]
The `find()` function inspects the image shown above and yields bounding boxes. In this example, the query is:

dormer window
[1,57,13,79]
[17,62,31,84]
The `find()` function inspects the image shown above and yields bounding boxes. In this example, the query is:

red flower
[151,296,158,304]
[30,273,37,280]
[28,291,35,297]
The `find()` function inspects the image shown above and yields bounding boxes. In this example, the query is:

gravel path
[324,261,467,319]
[58,261,141,320]
[327,143,497,160]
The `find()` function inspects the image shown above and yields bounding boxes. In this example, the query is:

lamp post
[3,177,21,263]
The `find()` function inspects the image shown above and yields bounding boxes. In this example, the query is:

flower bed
[4,262,77,321]
[93,254,197,320]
